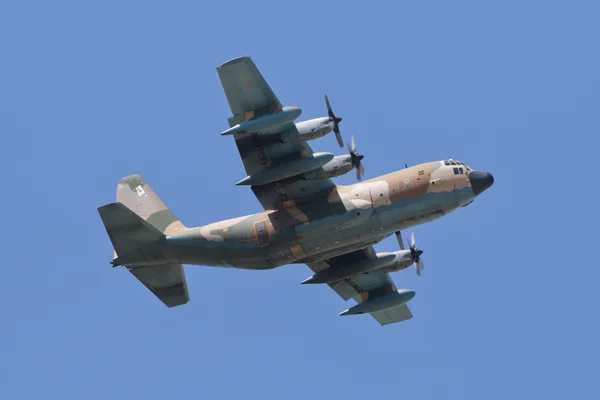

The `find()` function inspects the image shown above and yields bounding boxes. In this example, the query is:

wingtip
[217,56,252,69]
[235,176,251,186]
[97,202,120,213]
[118,174,143,184]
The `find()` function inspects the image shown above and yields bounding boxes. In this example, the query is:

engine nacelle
[302,253,398,284]
[376,250,414,273]
[294,117,333,141]
[236,152,334,186]
[303,155,353,180]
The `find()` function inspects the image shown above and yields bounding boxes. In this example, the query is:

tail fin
[116,174,187,236]
[97,174,191,308]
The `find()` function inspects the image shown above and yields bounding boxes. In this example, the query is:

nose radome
[469,171,494,196]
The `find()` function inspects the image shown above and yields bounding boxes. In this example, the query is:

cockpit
[437,159,494,198]
[443,159,472,175]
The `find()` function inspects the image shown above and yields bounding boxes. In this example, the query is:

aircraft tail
[115,174,187,236]
[97,202,166,264]
[99,174,187,261]
[97,174,191,307]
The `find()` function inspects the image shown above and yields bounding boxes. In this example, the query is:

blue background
[1,1,598,398]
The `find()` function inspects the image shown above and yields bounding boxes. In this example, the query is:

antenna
[405,164,408,168]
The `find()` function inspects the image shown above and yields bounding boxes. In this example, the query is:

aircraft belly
[164,189,465,270]
[265,191,463,265]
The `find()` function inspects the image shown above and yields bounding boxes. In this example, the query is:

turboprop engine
[301,249,411,284]
[302,154,353,180]
[378,231,426,275]
[281,94,345,147]
[300,231,426,284]
[295,117,335,141]
[303,136,366,181]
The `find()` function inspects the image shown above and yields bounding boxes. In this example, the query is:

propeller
[347,135,365,181]
[325,94,344,148]
[395,231,425,276]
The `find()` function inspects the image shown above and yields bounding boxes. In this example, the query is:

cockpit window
[453,167,464,175]
[446,160,472,171]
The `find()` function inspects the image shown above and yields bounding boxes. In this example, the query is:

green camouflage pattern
[97,56,493,324]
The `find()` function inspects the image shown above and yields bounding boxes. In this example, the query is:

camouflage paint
[97,56,495,322]
[107,160,481,270]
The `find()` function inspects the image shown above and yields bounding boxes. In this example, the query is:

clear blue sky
[1,1,598,398]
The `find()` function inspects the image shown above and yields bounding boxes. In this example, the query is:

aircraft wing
[216,57,343,215]
[217,56,282,118]
[306,247,413,326]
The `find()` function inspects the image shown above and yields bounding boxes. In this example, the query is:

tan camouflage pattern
[109,160,473,262]
[98,55,491,322]
[117,174,188,236]
[117,159,475,271]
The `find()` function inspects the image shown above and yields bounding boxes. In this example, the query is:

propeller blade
[347,135,364,181]
[410,232,416,248]
[324,94,334,118]
[418,258,425,269]
[415,263,421,276]
[335,130,344,148]
[325,94,343,147]
[395,231,405,250]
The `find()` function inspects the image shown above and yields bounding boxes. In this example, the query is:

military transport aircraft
[97,56,494,325]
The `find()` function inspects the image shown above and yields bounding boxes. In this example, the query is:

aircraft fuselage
[154,160,493,270]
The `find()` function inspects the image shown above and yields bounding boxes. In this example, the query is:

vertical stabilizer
[117,174,187,235]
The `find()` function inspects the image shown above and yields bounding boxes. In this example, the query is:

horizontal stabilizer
[98,203,190,307]
[97,202,165,261]
[129,263,190,308]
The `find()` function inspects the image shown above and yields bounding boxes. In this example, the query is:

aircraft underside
[160,186,465,270]
[97,55,494,325]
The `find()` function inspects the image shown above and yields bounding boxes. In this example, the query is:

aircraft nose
[469,171,494,196]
